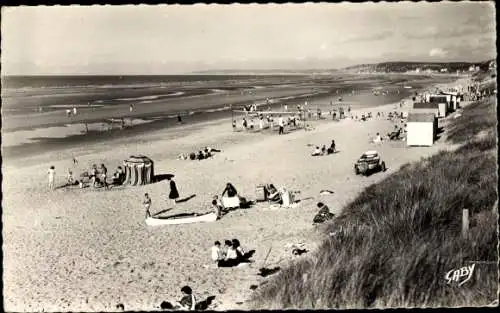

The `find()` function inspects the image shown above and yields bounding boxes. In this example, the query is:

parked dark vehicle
[354,150,387,176]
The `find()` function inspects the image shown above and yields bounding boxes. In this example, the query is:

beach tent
[406,113,437,147]
[412,102,442,118]
[123,155,155,186]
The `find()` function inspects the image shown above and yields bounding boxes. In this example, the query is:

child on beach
[143,193,152,218]
[211,241,224,263]
[48,166,55,190]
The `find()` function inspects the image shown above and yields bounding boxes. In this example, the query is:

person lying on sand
[205,146,221,153]
[311,146,322,156]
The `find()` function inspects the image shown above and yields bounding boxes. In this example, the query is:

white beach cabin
[406,112,437,147]
[428,95,450,116]
[439,91,459,111]
[412,102,442,118]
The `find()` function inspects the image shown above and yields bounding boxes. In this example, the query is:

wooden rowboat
[145,212,218,226]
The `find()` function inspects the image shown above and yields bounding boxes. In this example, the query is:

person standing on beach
[100,164,109,189]
[167,176,179,208]
[259,116,264,131]
[177,114,182,124]
[278,115,285,135]
[47,166,56,190]
[143,193,152,218]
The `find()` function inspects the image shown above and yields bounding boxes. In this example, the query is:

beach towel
[222,196,240,208]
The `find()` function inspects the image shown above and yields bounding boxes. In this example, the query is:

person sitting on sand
[211,241,224,263]
[174,286,196,311]
[249,119,254,130]
[232,120,237,130]
[242,118,248,130]
[67,170,79,186]
[232,239,246,260]
[222,183,238,198]
[311,146,322,156]
[112,167,125,184]
[143,193,152,219]
[266,184,281,203]
[327,140,336,154]
[321,145,326,155]
[189,152,196,160]
[197,151,205,160]
[90,164,99,187]
[373,133,382,143]
[100,164,109,189]
[211,195,224,218]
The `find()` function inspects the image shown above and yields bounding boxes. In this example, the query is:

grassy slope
[250,96,498,309]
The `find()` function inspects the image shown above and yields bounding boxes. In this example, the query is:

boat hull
[145,212,218,226]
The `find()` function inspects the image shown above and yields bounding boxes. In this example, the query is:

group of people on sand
[211,238,251,267]
[47,162,129,190]
[178,146,222,161]
[311,140,337,156]
[236,114,289,135]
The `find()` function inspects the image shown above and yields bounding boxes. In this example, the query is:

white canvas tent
[406,113,437,147]
[123,155,155,186]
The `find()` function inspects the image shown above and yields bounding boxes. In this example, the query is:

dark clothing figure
[169,180,179,200]
[222,183,238,197]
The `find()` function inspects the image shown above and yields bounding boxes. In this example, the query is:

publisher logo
[445,264,475,286]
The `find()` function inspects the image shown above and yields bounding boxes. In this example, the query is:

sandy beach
[2,76,469,311]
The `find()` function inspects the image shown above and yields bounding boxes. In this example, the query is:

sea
[1,74,455,160]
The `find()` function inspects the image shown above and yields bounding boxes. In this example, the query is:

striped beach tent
[123,155,154,186]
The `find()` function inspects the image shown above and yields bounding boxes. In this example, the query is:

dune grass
[250,97,498,309]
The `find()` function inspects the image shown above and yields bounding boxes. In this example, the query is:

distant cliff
[342,60,494,73]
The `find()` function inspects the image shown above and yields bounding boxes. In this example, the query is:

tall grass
[250,97,498,309]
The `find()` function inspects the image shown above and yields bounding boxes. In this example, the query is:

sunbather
[266,184,282,203]
[311,146,322,156]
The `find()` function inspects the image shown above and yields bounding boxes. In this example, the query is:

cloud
[429,48,448,57]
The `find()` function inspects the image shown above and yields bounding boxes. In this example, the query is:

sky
[1,2,496,75]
